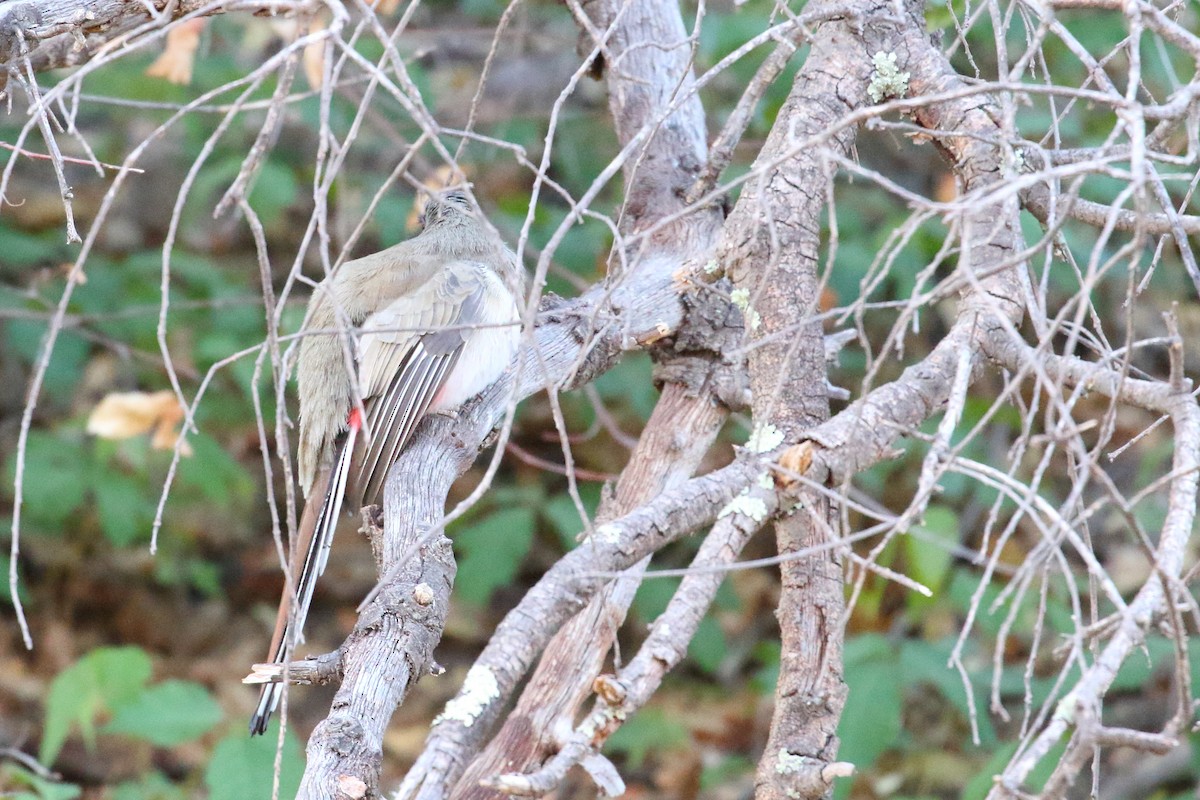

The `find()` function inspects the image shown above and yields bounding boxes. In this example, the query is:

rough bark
[0,0,299,91]
[453,383,727,798]
[716,6,869,796]
[447,0,730,792]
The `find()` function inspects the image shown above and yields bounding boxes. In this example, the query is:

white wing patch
[346,261,520,508]
[432,267,520,411]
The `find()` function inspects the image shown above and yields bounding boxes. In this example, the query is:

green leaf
[0,763,82,800]
[204,727,304,800]
[905,505,958,593]
[751,640,781,695]
[175,434,255,506]
[632,576,679,624]
[593,353,657,423]
[962,738,1069,800]
[899,637,995,745]
[94,473,149,546]
[0,221,66,268]
[700,754,754,790]
[3,320,89,401]
[834,635,903,800]
[0,550,31,606]
[541,487,600,550]
[688,615,727,676]
[248,160,299,228]
[8,430,88,531]
[604,707,689,769]
[103,680,223,746]
[41,646,152,764]
[111,771,188,800]
[454,507,535,605]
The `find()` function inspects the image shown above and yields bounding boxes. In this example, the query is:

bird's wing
[346,260,488,509]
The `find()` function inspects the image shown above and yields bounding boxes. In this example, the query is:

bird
[246,188,524,735]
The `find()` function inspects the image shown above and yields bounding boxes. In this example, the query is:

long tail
[247,415,360,735]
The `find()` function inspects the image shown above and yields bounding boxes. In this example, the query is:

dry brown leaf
[302,16,328,90]
[145,19,207,85]
[87,390,192,456]
[264,15,329,90]
[776,441,813,487]
[934,171,958,204]
[59,262,86,284]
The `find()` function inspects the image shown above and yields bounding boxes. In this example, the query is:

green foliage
[0,763,81,800]
[3,320,90,402]
[0,551,29,605]
[103,680,223,746]
[41,646,153,763]
[8,430,89,531]
[7,426,252,554]
[898,637,995,745]
[604,707,690,769]
[904,505,958,594]
[0,220,69,269]
[834,635,904,800]
[204,727,305,800]
[454,505,537,605]
[175,433,256,508]
[688,615,728,675]
[593,352,658,423]
[41,647,221,764]
[961,740,1067,800]
[0,0,1187,795]
[541,485,600,549]
[700,754,755,789]
[111,771,189,800]
[751,640,781,695]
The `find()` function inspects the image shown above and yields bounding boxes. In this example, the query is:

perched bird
[247,189,524,735]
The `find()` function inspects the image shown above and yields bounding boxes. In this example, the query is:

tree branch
[395,457,762,800]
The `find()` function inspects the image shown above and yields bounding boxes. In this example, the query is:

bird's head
[420,188,476,229]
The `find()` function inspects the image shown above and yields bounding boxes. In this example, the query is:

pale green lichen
[868,51,909,103]
[776,749,807,774]
[1011,147,1027,172]
[757,472,775,490]
[730,287,762,330]
[591,522,622,544]
[436,666,500,727]
[746,423,784,453]
[702,258,721,275]
[718,490,769,522]
[1053,690,1078,724]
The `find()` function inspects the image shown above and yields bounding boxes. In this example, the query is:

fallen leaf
[87,390,191,456]
[302,16,328,90]
[145,19,207,85]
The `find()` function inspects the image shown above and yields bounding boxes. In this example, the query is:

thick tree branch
[443,0,732,793]
[395,457,762,800]
[0,0,309,91]
[485,482,779,797]
[710,1,887,794]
